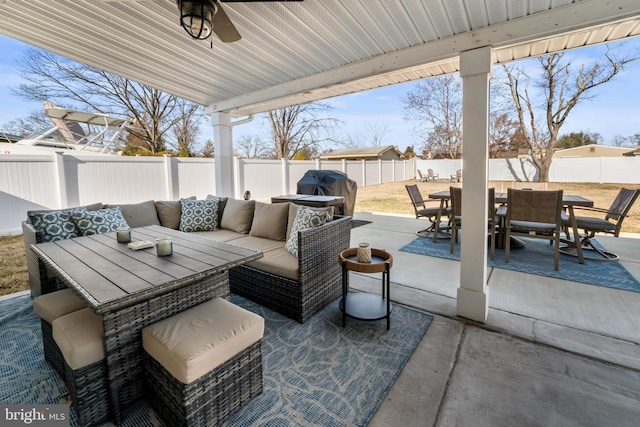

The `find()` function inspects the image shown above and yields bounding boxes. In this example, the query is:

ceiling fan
[104,0,302,43]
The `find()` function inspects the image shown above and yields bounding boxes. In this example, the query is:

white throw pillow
[285,206,332,258]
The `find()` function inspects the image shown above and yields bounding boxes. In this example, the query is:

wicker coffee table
[338,247,393,330]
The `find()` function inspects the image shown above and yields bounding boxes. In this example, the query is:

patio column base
[456,287,489,323]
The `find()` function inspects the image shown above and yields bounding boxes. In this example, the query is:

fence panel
[177,158,216,200]
[241,160,283,201]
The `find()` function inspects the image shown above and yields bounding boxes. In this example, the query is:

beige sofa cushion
[33,288,87,324]
[246,247,299,281]
[250,202,289,241]
[142,297,264,384]
[52,308,105,370]
[191,229,245,242]
[230,235,285,253]
[220,199,255,234]
[105,200,160,228]
[286,203,334,241]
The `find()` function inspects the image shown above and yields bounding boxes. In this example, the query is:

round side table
[338,247,393,330]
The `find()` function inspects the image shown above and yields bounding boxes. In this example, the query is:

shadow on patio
[352,211,640,426]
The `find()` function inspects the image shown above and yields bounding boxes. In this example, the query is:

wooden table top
[31,225,262,313]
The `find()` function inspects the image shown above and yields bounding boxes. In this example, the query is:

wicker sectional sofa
[23,198,352,323]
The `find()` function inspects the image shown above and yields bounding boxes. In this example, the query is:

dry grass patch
[0,236,29,296]
[355,181,640,233]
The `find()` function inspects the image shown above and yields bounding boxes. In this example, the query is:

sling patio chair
[449,187,498,259]
[406,184,446,238]
[505,188,565,271]
[561,188,640,261]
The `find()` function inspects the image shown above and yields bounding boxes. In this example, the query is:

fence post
[378,160,382,184]
[282,158,290,194]
[54,152,68,209]
[234,157,242,199]
[361,159,366,187]
[164,155,178,200]
[315,159,321,170]
[342,159,346,173]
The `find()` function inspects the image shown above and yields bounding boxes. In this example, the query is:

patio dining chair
[505,188,565,270]
[405,184,442,238]
[565,188,640,261]
[449,187,497,259]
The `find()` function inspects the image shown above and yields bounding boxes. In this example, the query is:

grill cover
[296,170,357,216]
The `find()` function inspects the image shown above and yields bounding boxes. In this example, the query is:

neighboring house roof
[623,148,640,157]
[320,145,403,160]
[553,145,632,158]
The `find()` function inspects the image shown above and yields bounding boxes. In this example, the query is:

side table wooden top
[339,247,393,273]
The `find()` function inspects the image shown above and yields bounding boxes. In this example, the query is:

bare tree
[234,135,270,159]
[489,112,527,158]
[340,120,391,149]
[13,48,204,154]
[502,48,639,181]
[266,103,340,159]
[1,109,50,138]
[171,100,202,156]
[402,75,463,159]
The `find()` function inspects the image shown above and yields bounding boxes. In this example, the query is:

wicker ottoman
[53,308,109,427]
[142,297,264,427]
[33,288,87,378]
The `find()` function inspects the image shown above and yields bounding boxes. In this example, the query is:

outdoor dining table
[428,190,594,263]
[30,225,262,423]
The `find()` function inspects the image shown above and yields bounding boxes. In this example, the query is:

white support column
[210,112,234,198]
[457,46,493,323]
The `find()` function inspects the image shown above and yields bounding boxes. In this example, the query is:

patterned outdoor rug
[400,236,640,293]
[0,293,432,427]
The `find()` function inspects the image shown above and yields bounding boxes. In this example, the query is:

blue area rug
[0,293,432,426]
[400,236,640,293]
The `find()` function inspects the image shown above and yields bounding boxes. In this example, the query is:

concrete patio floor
[351,212,640,427]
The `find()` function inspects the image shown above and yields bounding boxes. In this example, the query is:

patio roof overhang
[1,0,639,118]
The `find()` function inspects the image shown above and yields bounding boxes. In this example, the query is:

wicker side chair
[449,187,497,259]
[568,188,640,261]
[505,188,565,271]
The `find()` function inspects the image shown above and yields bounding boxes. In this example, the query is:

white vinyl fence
[0,154,415,235]
[416,157,640,184]
[3,153,639,235]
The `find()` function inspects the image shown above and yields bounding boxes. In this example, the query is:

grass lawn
[2,180,638,296]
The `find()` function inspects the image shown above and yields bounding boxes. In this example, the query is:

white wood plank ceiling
[1,0,639,117]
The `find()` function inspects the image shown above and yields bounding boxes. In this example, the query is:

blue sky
[2,34,639,152]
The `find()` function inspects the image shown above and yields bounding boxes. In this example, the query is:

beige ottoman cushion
[33,288,86,323]
[142,297,264,384]
[52,308,105,370]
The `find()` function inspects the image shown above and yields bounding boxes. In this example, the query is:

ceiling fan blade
[212,2,241,43]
